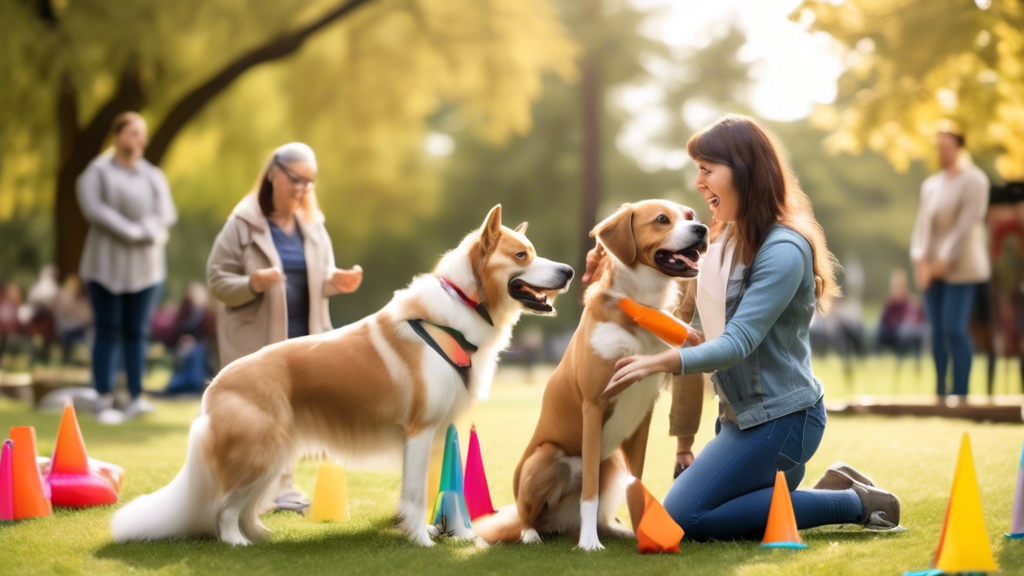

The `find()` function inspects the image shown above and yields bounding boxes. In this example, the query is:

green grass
[1,359,1023,575]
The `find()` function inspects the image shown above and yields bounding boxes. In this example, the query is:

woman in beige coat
[206,142,362,511]
[207,143,362,367]
[910,128,990,397]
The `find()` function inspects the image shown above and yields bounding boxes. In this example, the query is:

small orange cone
[761,471,805,549]
[9,427,52,520]
[51,404,89,475]
[626,479,684,553]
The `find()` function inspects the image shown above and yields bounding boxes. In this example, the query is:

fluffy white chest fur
[590,321,666,459]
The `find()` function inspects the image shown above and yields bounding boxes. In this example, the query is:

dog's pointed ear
[479,204,502,254]
[514,222,528,235]
[593,205,636,265]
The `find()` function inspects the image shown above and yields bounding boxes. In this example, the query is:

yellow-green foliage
[794,0,1024,178]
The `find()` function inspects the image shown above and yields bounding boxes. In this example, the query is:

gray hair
[273,142,317,169]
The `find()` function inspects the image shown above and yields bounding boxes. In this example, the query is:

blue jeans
[87,282,162,399]
[923,281,976,396]
[663,398,862,541]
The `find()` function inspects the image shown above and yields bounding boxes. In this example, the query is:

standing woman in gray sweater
[77,112,177,424]
[910,127,991,397]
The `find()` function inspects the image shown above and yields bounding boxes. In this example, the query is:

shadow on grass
[92,517,881,576]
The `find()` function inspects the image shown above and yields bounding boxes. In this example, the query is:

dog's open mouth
[509,278,561,314]
[654,240,708,278]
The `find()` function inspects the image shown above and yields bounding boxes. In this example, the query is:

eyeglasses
[273,160,315,189]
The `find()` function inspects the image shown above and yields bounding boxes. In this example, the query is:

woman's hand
[683,328,704,347]
[914,261,932,292]
[330,265,363,294]
[249,267,284,294]
[580,245,605,286]
[603,348,681,400]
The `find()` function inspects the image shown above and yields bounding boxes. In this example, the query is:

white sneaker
[97,408,125,426]
[95,393,115,413]
[123,396,155,420]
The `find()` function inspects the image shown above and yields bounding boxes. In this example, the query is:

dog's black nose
[694,225,708,240]
[559,265,574,282]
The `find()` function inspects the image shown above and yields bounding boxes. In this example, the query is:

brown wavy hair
[686,115,840,313]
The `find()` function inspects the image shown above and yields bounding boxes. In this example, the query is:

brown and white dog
[111,205,573,547]
[474,200,708,550]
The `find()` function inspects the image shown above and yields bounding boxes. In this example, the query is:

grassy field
[1,356,1023,575]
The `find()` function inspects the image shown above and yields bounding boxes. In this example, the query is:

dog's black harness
[407,277,489,388]
[408,319,478,387]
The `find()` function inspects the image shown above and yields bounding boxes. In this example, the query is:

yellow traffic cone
[309,462,349,522]
[425,440,444,515]
[932,433,998,573]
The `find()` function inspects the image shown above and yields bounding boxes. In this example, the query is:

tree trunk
[578,44,603,288]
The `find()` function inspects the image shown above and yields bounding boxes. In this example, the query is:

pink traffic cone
[0,439,13,521]
[1007,440,1024,539]
[464,425,495,520]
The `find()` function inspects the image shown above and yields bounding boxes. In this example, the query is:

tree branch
[145,0,376,164]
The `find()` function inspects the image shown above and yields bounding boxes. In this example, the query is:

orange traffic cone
[51,404,89,474]
[48,403,119,507]
[761,471,805,549]
[9,427,52,520]
[626,479,684,553]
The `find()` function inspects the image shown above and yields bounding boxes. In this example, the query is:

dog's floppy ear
[592,205,636,265]
[479,204,503,255]
[514,222,528,235]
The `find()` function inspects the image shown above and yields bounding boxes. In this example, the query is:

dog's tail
[472,504,524,543]
[111,415,219,542]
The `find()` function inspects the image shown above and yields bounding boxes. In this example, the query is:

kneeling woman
[606,115,901,541]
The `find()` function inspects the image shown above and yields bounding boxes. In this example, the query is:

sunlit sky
[616,0,847,170]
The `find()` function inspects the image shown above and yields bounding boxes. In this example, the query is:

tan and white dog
[474,200,708,550]
[111,205,573,547]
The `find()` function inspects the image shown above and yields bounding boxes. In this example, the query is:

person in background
[876,268,925,359]
[77,111,177,424]
[53,274,94,364]
[159,281,216,396]
[21,264,61,363]
[207,142,362,513]
[0,283,24,365]
[910,125,991,397]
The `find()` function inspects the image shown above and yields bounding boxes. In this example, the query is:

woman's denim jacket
[679,224,824,429]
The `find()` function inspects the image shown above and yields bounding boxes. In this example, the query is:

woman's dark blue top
[268,220,310,339]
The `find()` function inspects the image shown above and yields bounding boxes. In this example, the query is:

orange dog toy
[618,297,689,347]
[626,479,684,554]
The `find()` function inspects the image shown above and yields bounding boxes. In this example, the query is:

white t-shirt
[695,225,745,341]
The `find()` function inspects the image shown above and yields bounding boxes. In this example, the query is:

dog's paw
[576,531,605,552]
[473,536,490,549]
[220,532,253,547]
[425,524,440,538]
[521,528,542,544]
[409,529,436,547]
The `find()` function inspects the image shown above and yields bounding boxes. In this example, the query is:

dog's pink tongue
[678,253,700,270]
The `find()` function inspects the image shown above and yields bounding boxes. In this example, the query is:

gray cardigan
[76,155,177,293]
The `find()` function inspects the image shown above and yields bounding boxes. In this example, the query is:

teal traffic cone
[430,424,471,533]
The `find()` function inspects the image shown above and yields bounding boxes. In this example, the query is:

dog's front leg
[577,399,606,552]
[399,426,438,547]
